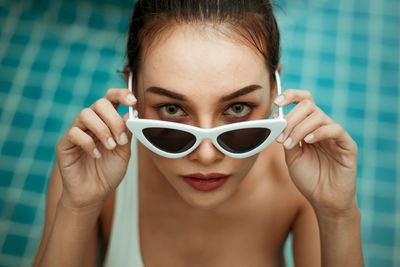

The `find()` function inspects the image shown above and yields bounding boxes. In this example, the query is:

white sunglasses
[126,71,287,158]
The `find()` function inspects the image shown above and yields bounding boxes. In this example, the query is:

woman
[33,0,364,266]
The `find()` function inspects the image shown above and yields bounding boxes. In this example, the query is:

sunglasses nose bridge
[194,128,220,147]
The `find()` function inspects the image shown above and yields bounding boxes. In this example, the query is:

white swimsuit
[104,139,144,266]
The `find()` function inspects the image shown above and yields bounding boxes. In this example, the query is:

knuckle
[104,88,117,98]
[67,126,79,142]
[304,90,313,99]
[81,138,95,151]
[95,98,109,108]
[285,89,295,97]
[302,98,313,107]
[79,108,92,119]
[97,124,111,140]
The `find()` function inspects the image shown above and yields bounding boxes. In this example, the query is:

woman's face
[135,24,275,210]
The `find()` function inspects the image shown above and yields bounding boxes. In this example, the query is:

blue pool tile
[57,3,76,25]
[117,20,129,33]
[84,94,99,107]
[34,145,55,162]
[2,234,28,257]
[347,107,365,118]
[376,167,396,183]
[23,174,47,193]
[11,112,34,128]
[4,44,26,60]
[0,80,12,94]
[54,88,73,104]
[352,134,364,148]
[348,82,366,92]
[41,37,59,50]
[0,6,8,18]
[11,204,36,224]
[100,47,116,58]
[0,170,13,187]
[2,141,24,157]
[374,195,396,213]
[368,258,393,267]
[44,117,63,132]
[1,57,20,68]
[376,138,396,153]
[378,111,397,123]
[22,85,42,100]
[61,65,81,77]
[317,77,334,89]
[371,226,395,246]
[10,34,30,46]
[31,61,50,72]
[88,13,105,29]
[70,42,88,53]
[92,70,110,84]
[319,51,336,62]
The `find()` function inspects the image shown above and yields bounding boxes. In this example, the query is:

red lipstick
[182,173,230,191]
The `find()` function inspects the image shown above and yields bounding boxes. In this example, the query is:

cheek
[150,155,183,179]
[230,157,259,178]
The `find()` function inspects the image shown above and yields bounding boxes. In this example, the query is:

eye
[159,104,185,118]
[225,103,252,117]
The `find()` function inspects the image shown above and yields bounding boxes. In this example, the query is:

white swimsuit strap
[104,138,144,266]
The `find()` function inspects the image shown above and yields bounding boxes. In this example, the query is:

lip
[182,173,230,191]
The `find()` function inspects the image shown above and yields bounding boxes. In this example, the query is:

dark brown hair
[126,0,280,88]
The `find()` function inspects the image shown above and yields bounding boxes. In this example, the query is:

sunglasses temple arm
[128,72,135,119]
[274,71,284,119]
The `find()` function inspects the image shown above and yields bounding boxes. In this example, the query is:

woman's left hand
[274,89,359,217]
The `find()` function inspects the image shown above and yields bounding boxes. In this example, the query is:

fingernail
[274,95,284,105]
[119,132,128,145]
[276,133,284,143]
[284,137,292,148]
[93,148,101,158]
[304,133,314,143]
[127,94,136,104]
[108,137,117,148]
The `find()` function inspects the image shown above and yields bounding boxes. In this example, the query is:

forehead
[139,24,270,97]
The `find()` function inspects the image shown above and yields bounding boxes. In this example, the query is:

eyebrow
[219,85,263,102]
[146,87,186,101]
[145,84,263,102]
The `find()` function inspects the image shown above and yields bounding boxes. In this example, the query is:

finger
[282,109,328,149]
[74,108,117,150]
[67,126,101,159]
[276,98,316,144]
[91,98,129,145]
[303,123,357,152]
[104,88,136,110]
[122,111,130,123]
[274,89,314,107]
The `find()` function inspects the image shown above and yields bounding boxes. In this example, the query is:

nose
[186,138,224,165]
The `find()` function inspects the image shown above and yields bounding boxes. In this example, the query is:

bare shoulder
[255,141,310,218]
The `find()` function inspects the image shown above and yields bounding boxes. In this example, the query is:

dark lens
[217,128,271,153]
[142,128,196,153]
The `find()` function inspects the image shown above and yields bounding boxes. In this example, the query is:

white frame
[126,71,287,158]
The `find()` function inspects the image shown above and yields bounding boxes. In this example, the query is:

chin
[176,185,236,211]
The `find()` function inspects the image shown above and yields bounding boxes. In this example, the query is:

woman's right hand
[55,88,136,210]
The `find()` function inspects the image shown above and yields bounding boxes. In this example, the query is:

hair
[125,0,281,89]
